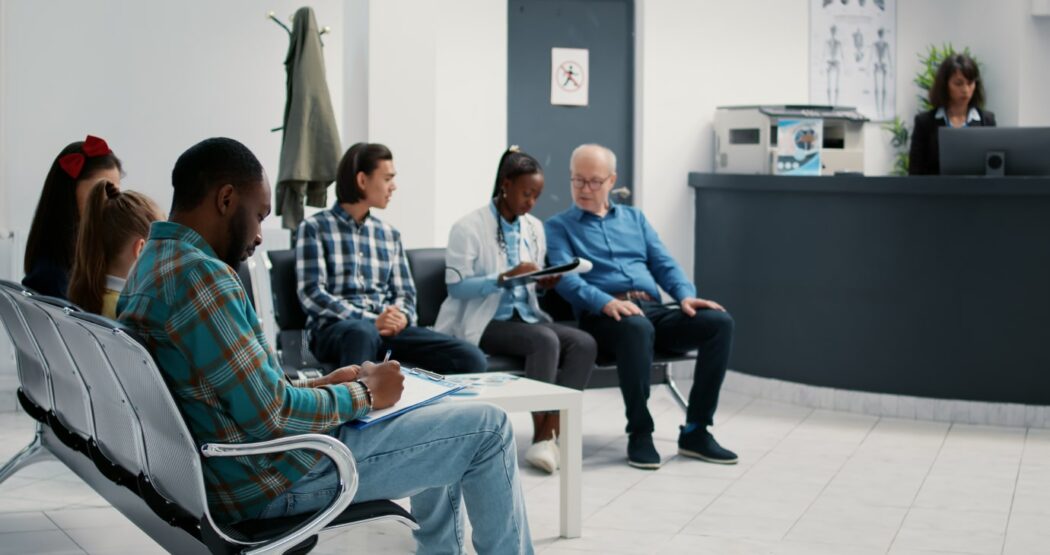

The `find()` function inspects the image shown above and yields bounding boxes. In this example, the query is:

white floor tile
[1003,511,1050,555]
[683,511,797,541]
[784,501,907,551]
[1,387,1048,554]
[661,533,775,554]
[0,529,84,554]
[891,508,1008,554]
[585,488,712,534]
[0,511,57,534]
[546,526,673,554]
[44,508,129,530]
[60,523,165,555]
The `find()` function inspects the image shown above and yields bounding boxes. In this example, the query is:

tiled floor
[1,386,1048,554]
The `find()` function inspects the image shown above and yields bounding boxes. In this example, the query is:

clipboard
[350,367,465,429]
[499,257,593,287]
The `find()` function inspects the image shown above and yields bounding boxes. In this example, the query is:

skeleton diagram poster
[809,0,896,121]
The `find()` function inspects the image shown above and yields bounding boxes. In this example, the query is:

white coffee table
[443,375,582,539]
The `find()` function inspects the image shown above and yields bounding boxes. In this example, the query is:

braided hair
[492,146,543,255]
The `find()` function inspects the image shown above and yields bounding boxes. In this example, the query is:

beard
[221,205,252,269]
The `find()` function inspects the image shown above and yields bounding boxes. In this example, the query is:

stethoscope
[444,216,539,282]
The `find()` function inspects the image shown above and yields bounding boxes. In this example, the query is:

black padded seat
[228,499,413,542]
[266,249,335,374]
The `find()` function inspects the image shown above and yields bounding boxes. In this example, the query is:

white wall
[639,0,1050,285]
[2,0,1048,280]
[433,2,508,245]
[368,0,507,250]
[636,0,810,286]
[0,0,7,234]
[0,0,346,251]
[896,0,1027,126]
[367,0,439,249]
[343,0,370,145]
[1020,12,1050,125]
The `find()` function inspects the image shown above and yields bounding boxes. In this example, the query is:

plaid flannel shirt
[117,222,370,523]
[296,205,418,335]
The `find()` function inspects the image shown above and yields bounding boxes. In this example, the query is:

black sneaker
[627,433,661,469]
[678,426,738,465]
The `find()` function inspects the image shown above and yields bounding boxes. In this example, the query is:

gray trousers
[479,320,597,390]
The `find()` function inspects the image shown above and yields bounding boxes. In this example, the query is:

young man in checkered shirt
[296,143,488,374]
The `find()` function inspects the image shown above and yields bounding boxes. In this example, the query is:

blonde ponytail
[68,181,160,314]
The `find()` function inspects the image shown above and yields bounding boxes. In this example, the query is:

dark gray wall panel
[508,0,634,220]
[690,173,1050,405]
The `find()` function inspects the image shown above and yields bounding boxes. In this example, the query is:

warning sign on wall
[551,48,589,106]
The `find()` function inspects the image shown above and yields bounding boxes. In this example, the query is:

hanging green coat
[275,6,342,230]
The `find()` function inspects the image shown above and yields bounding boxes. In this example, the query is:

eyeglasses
[570,175,611,190]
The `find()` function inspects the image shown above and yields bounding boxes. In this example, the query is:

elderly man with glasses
[545,143,737,470]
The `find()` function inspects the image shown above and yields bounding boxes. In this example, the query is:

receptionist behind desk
[908,53,996,175]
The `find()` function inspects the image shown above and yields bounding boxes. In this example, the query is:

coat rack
[267,11,331,37]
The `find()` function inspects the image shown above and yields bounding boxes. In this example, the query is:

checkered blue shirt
[296,205,418,335]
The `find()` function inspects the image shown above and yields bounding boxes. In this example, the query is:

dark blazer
[908,107,997,175]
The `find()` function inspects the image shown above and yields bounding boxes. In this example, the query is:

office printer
[714,105,868,175]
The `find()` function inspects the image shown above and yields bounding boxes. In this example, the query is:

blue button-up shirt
[491,204,540,322]
[545,204,696,316]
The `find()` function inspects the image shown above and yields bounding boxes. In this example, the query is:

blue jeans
[258,402,533,554]
[312,319,488,373]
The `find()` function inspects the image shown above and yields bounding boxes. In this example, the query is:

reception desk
[689,172,1050,405]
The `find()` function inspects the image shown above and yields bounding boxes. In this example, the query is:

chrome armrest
[200,434,357,555]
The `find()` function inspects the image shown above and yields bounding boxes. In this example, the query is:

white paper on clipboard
[351,367,464,428]
[499,257,593,288]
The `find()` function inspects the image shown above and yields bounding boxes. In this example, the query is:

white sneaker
[525,439,559,474]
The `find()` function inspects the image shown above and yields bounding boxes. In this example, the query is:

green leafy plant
[883,117,910,176]
[914,43,977,112]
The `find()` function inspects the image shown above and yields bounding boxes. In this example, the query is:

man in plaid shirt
[297,142,487,373]
[119,138,532,553]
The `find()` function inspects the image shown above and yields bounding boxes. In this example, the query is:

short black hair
[929,53,985,110]
[171,137,264,212]
[335,143,393,204]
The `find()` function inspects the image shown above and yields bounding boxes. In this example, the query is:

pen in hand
[383,350,392,363]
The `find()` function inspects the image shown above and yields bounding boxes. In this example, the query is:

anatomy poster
[810,0,896,120]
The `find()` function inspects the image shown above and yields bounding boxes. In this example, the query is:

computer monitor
[939,127,1050,176]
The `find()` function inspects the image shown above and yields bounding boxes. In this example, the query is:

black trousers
[579,301,734,435]
[311,319,488,373]
[479,320,596,390]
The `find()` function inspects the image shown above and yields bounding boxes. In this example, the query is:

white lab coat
[434,204,551,345]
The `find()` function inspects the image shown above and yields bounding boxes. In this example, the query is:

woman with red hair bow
[22,135,124,298]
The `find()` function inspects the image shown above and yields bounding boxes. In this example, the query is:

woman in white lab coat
[435,147,596,473]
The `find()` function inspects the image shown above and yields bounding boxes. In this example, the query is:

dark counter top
[689,172,1050,196]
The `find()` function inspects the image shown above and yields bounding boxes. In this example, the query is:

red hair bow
[81,135,112,157]
[58,134,113,179]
